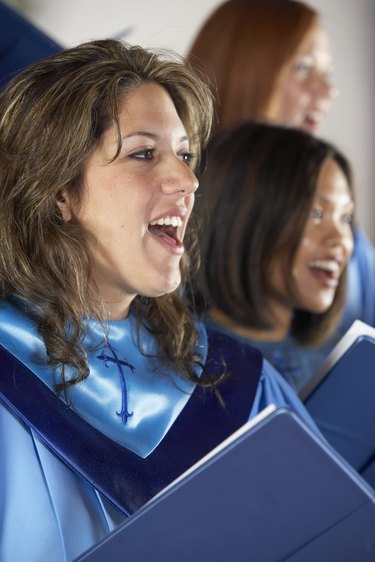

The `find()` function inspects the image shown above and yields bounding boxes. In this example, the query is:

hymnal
[301,320,375,486]
[76,405,375,562]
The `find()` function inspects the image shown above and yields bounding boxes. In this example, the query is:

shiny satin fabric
[0,298,321,562]
[0,298,207,458]
[0,325,263,517]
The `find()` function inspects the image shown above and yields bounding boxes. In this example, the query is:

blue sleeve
[341,227,375,330]
[0,2,62,87]
[0,400,120,562]
[249,359,322,437]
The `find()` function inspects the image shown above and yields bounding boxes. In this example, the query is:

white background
[7,0,375,242]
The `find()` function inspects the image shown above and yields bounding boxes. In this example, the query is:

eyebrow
[317,194,354,206]
[122,132,189,143]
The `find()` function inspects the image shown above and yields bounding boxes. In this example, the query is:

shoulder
[254,358,321,435]
[351,226,375,266]
[205,322,263,377]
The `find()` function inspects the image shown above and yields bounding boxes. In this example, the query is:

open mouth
[148,215,183,246]
[304,110,324,129]
[308,259,340,286]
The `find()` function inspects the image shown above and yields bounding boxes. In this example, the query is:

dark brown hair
[198,121,355,346]
[188,0,317,136]
[0,39,213,389]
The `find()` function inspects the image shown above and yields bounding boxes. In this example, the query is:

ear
[56,189,72,222]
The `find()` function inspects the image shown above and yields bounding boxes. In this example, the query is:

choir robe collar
[0,298,207,458]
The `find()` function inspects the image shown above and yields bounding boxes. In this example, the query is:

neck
[95,292,133,321]
[92,276,134,320]
[208,305,293,343]
[103,299,132,321]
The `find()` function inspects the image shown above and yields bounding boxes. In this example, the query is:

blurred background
[3,0,375,243]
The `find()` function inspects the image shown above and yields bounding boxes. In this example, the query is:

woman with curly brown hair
[0,39,319,561]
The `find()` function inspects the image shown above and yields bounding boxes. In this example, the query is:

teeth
[306,110,323,123]
[150,216,182,227]
[309,259,339,274]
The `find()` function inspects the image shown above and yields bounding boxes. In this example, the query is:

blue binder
[75,406,375,562]
[301,320,375,487]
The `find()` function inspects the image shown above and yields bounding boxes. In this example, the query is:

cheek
[186,193,195,215]
[298,235,314,251]
[292,236,313,276]
[279,81,310,121]
[345,232,355,260]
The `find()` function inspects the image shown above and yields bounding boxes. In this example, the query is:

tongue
[310,266,333,279]
[148,224,178,244]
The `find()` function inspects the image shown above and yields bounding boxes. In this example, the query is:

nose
[314,75,338,102]
[160,157,199,196]
[325,215,354,257]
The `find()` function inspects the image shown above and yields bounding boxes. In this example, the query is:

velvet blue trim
[0,299,206,458]
[0,327,263,516]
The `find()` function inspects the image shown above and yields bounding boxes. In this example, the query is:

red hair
[188,0,317,135]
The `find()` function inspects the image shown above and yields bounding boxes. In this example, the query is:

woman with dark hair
[199,121,355,391]
[0,39,320,561]
[188,0,375,335]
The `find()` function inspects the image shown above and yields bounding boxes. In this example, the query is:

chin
[148,274,182,299]
[308,300,334,314]
[300,291,336,314]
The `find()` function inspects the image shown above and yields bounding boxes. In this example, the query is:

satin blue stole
[0,301,263,516]
[0,299,206,458]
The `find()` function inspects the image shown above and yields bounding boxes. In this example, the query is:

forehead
[295,21,333,63]
[316,157,352,204]
[87,82,190,163]
[118,82,187,134]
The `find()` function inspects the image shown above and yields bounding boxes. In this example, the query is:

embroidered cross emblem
[97,352,135,372]
[97,343,134,424]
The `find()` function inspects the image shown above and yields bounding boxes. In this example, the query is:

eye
[180,151,195,167]
[342,212,353,225]
[311,207,323,223]
[293,59,313,78]
[130,148,154,160]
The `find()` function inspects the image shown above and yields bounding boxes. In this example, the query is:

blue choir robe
[0,2,61,88]
[341,227,375,332]
[0,298,320,562]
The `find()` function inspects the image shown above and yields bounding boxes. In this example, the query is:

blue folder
[0,1,61,87]
[75,406,375,562]
[301,320,375,488]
